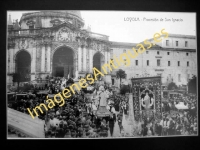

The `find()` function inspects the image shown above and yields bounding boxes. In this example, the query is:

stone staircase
[7,108,45,138]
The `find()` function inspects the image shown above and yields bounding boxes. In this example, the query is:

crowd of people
[137,94,198,137]
[8,76,197,138]
[8,76,129,138]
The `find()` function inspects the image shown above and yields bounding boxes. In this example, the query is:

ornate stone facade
[7,11,112,85]
[7,11,197,88]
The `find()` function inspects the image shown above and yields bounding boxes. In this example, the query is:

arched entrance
[15,50,31,82]
[52,47,74,78]
[93,52,105,72]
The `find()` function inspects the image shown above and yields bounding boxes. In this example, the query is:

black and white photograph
[6,10,197,139]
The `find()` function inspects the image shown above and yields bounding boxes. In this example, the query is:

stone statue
[141,90,154,110]
[99,86,108,107]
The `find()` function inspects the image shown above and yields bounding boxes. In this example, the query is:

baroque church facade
[7,11,197,89]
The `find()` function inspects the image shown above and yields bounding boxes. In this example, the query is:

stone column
[83,45,87,72]
[89,49,93,72]
[104,49,108,73]
[44,44,47,72]
[31,44,36,81]
[78,46,82,72]
[86,47,90,72]
[47,45,51,72]
[32,45,36,73]
[41,46,45,73]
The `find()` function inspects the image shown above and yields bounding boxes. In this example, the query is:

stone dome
[20,10,84,24]
[48,10,82,20]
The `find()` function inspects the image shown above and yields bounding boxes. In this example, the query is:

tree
[120,84,130,95]
[116,69,126,88]
[12,73,22,92]
[167,82,178,90]
[188,75,197,94]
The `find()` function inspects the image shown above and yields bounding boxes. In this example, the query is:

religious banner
[131,76,162,122]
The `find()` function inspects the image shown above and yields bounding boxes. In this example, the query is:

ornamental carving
[57,27,72,42]
[26,20,35,26]
[51,43,78,54]
[18,38,28,49]
[37,29,51,37]
[91,41,106,53]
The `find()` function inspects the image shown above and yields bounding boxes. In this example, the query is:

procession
[7,11,197,138]
[7,74,198,138]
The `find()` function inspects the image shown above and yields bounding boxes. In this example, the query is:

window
[167,52,170,55]
[135,60,138,66]
[185,41,188,47]
[29,25,34,33]
[147,60,149,66]
[186,53,189,56]
[157,59,160,66]
[157,51,160,55]
[112,79,114,85]
[124,59,126,65]
[178,74,181,82]
[178,61,180,66]
[176,41,178,46]
[168,61,170,66]
[166,40,169,46]
[187,61,189,67]
[146,51,149,54]
[110,49,113,58]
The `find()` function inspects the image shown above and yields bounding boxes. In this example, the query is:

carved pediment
[50,19,62,26]
[57,27,73,42]
[26,20,35,26]
[18,38,29,49]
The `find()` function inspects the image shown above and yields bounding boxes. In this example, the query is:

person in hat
[117,112,123,133]
[108,112,116,137]
[168,117,176,135]
[193,122,197,134]
[86,116,92,126]
[155,120,162,136]
[51,132,56,138]
[46,130,52,138]
[160,116,167,135]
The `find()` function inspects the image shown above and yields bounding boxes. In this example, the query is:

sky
[7,11,196,43]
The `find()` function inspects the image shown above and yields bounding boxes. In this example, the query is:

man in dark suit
[155,121,162,136]
[142,123,148,136]
[168,118,176,135]
[108,112,116,137]
[175,121,182,135]
[117,112,123,133]
[93,115,101,129]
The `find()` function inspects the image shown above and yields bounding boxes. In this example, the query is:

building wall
[110,46,197,86]
[150,36,196,49]
[8,12,197,88]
